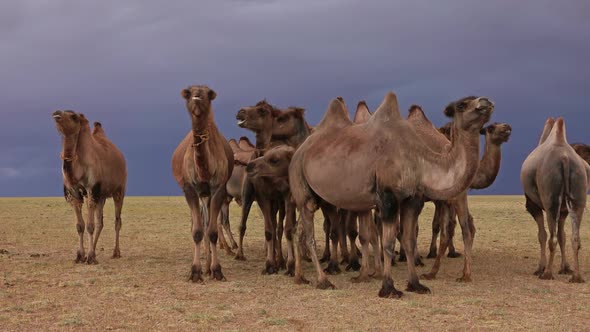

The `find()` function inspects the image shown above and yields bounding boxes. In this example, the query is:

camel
[571,143,590,165]
[521,117,590,283]
[171,85,234,282]
[234,100,311,273]
[289,92,493,297]
[424,121,512,259]
[52,111,126,264]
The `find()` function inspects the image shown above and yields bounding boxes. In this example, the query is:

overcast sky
[1,0,589,197]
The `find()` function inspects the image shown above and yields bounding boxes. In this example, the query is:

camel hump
[546,117,568,145]
[316,97,352,131]
[228,138,240,153]
[370,91,401,124]
[353,101,371,124]
[238,136,255,151]
[406,105,428,122]
[538,117,555,145]
[92,121,105,135]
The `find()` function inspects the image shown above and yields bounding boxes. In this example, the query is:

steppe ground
[1,196,589,331]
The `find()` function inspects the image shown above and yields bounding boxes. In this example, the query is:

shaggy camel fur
[172,85,234,282]
[425,121,512,259]
[289,92,493,297]
[235,101,311,273]
[571,143,590,165]
[521,117,590,283]
[52,111,126,264]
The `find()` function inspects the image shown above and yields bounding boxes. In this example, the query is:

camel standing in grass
[52,111,126,264]
[235,101,311,273]
[172,85,234,282]
[521,118,590,283]
[289,92,493,297]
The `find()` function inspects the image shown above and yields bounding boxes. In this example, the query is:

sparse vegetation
[0,196,589,330]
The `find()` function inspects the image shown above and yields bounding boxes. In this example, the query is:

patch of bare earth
[0,196,589,331]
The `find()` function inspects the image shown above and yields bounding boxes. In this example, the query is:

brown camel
[521,117,590,283]
[289,92,493,297]
[52,111,126,264]
[571,143,590,165]
[425,121,512,259]
[235,101,311,274]
[171,85,234,282]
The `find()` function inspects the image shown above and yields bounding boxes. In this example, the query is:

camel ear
[443,103,455,118]
[181,88,191,100]
[208,89,217,101]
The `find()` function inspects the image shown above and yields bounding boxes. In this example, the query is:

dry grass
[1,196,589,331]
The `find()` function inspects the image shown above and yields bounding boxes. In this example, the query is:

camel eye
[270,158,279,165]
[457,103,466,111]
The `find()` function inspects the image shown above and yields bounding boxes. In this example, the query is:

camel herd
[52,85,590,298]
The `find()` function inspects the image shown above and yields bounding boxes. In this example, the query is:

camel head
[181,85,217,120]
[52,110,84,137]
[480,122,512,145]
[272,107,306,138]
[236,99,278,132]
[443,96,494,134]
[245,145,295,180]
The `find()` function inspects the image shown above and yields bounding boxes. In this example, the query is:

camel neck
[192,121,214,182]
[470,139,502,189]
[61,124,92,185]
[420,126,480,200]
[255,130,272,151]
[279,120,310,148]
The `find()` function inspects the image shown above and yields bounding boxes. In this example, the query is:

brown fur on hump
[353,101,371,124]
[238,136,255,151]
[315,97,352,131]
[538,117,555,145]
[228,138,240,153]
[571,143,590,165]
[367,91,402,125]
[407,105,450,151]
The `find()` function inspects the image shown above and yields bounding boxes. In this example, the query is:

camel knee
[86,223,95,235]
[265,231,273,242]
[209,230,218,245]
[193,229,204,244]
[76,223,84,235]
[115,217,122,231]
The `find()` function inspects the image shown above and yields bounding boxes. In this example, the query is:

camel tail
[561,156,573,214]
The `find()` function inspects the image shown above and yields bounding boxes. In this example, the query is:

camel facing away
[52,111,127,264]
[521,117,590,283]
[289,92,493,297]
[172,85,234,282]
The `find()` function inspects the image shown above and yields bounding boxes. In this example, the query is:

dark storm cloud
[1,0,589,196]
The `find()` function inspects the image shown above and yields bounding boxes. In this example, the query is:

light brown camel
[171,85,234,282]
[289,92,493,297]
[235,101,311,273]
[52,111,126,264]
[424,121,512,259]
[521,117,590,283]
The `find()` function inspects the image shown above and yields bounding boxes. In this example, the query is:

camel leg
[557,211,572,274]
[201,197,212,276]
[236,178,254,261]
[275,200,286,270]
[85,196,98,265]
[422,202,451,280]
[569,204,585,283]
[446,212,461,258]
[185,187,204,283]
[284,197,296,277]
[259,198,277,275]
[538,192,561,281]
[368,211,383,277]
[92,198,106,254]
[526,195,547,276]
[112,192,124,258]
[351,211,372,283]
[399,198,429,293]
[321,205,341,275]
[207,188,226,281]
[320,213,331,263]
[71,198,86,263]
[303,201,334,289]
[345,211,361,271]
[378,191,403,299]
[337,210,350,264]
[221,199,238,249]
[427,202,442,259]
[453,194,474,282]
[217,199,232,255]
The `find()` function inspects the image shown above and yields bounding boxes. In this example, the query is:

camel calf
[52,111,127,264]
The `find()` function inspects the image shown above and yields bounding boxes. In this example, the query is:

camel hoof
[86,253,98,265]
[414,257,425,267]
[112,248,121,259]
[350,275,370,283]
[262,261,277,275]
[426,251,437,259]
[323,261,341,275]
[421,273,437,281]
[533,268,545,276]
[211,265,226,281]
[345,259,362,272]
[398,253,407,262]
[234,253,247,261]
[456,276,472,283]
[276,258,287,271]
[188,265,204,283]
[447,251,462,258]
[539,272,554,280]
[316,279,336,290]
[285,262,295,277]
[558,266,573,275]
[378,278,403,299]
[75,252,87,263]
[569,275,585,283]
[406,282,431,294]
[294,275,310,285]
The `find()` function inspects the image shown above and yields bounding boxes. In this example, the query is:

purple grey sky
[1,0,589,196]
